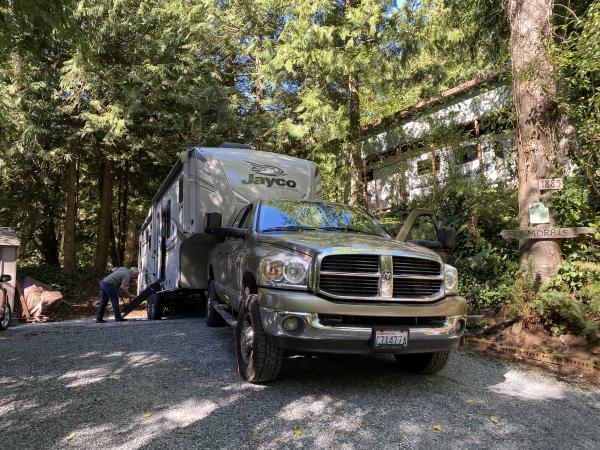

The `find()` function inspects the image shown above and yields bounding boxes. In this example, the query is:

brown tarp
[22,276,63,321]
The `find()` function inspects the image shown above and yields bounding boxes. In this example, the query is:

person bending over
[96,266,139,323]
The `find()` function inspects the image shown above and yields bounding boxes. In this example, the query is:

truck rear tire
[394,351,450,374]
[147,294,164,320]
[0,303,11,331]
[235,293,283,383]
[206,281,226,327]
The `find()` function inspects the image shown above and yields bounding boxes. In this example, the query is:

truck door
[396,209,456,262]
[225,205,252,305]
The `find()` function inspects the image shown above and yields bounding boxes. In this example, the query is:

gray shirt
[101,267,131,290]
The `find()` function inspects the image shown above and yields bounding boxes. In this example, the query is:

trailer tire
[0,303,11,331]
[206,281,226,327]
[147,294,164,320]
[235,293,283,383]
[394,351,450,374]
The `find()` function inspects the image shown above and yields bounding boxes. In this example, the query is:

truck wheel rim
[241,313,254,365]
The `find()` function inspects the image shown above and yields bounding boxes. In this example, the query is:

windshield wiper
[321,227,373,235]
[260,226,320,232]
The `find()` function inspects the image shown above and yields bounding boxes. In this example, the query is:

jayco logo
[241,161,297,188]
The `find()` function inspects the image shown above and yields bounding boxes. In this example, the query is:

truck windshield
[258,200,390,238]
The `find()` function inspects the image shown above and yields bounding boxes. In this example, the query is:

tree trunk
[125,219,138,267]
[40,217,60,266]
[509,0,562,284]
[348,71,367,208]
[95,160,113,276]
[116,168,129,265]
[63,157,77,271]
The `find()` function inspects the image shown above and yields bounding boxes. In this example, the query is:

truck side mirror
[437,227,457,249]
[204,212,222,233]
[0,274,11,283]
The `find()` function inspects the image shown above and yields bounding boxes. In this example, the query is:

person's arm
[119,272,134,298]
[119,286,134,299]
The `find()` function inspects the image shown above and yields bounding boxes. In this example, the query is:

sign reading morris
[500,227,595,240]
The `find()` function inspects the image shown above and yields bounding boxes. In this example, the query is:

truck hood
[258,231,441,261]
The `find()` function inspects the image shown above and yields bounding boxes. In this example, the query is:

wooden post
[16,280,31,320]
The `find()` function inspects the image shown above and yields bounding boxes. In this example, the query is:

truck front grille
[318,254,443,301]
[320,254,379,273]
[393,256,441,276]
[393,279,443,297]
[319,274,379,297]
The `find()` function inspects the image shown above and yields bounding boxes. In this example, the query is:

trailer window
[163,200,172,238]
[178,177,184,204]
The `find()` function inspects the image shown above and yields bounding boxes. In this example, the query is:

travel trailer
[137,143,322,318]
[141,143,466,382]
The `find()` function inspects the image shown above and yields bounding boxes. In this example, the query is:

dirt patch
[23,299,148,322]
[468,307,600,362]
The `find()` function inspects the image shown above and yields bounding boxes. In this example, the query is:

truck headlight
[260,255,310,289]
[444,264,459,294]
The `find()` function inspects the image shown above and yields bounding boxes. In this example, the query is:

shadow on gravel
[1,319,599,449]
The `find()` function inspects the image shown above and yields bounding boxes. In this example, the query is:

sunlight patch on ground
[278,395,333,420]
[487,370,565,400]
[59,368,110,388]
[0,397,38,420]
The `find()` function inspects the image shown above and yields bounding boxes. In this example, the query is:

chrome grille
[320,254,379,273]
[393,256,441,276]
[393,279,442,297]
[319,275,379,297]
[318,254,443,301]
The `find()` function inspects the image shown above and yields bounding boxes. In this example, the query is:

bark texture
[63,157,77,271]
[348,71,367,208]
[95,160,113,276]
[509,0,562,283]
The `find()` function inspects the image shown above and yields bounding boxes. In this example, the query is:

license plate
[373,330,409,348]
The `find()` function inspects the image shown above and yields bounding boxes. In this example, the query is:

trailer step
[214,304,237,327]
[121,281,161,317]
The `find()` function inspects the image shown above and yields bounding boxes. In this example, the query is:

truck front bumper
[258,288,468,355]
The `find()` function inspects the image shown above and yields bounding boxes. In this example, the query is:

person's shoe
[96,319,107,323]
[115,317,128,322]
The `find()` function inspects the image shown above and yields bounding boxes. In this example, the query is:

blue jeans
[96,281,122,320]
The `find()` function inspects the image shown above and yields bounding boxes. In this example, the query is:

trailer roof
[151,157,184,205]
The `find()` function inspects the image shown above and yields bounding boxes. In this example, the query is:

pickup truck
[205,200,467,382]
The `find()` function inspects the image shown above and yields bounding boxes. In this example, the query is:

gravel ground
[1,318,599,450]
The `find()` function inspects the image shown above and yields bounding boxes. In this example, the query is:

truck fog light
[282,316,301,332]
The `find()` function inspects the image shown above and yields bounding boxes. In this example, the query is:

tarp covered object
[22,276,63,321]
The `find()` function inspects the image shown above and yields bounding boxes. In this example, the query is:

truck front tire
[235,293,283,383]
[394,351,450,374]
[206,280,226,327]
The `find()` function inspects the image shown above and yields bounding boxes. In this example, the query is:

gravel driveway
[1,318,599,449]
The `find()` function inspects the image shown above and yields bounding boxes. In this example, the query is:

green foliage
[529,262,600,342]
